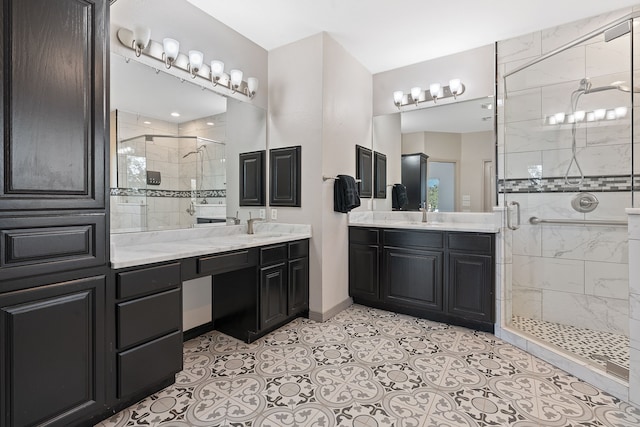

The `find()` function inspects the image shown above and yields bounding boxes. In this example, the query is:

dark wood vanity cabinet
[259,240,309,331]
[270,146,301,207]
[110,263,183,402]
[349,227,495,332]
[0,273,106,427]
[0,0,110,425]
[401,153,429,210]
[239,150,266,206]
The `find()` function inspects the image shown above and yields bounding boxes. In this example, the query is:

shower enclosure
[502,17,635,379]
[114,134,226,232]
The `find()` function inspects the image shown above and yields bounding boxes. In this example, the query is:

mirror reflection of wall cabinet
[269,146,301,207]
[374,152,387,199]
[401,153,428,210]
[239,151,266,206]
[356,145,373,198]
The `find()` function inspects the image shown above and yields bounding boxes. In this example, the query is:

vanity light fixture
[210,60,224,86]
[246,77,259,99]
[132,26,151,57]
[393,79,466,108]
[162,38,180,68]
[545,106,628,125]
[429,83,441,102]
[188,50,204,78]
[116,26,259,100]
[230,69,243,93]
[410,87,421,105]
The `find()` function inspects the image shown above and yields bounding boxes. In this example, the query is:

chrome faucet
[227,211,241,225]
[247,212,263,234]
[419,202,428,223]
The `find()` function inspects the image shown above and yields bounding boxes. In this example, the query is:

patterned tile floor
[96,305,640,427]
[511,316,630,370]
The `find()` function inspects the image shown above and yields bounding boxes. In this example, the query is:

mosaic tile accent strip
[499,175,633,194]
[110,188,226,198]
[95,305,640,427]
[511,315,629,370]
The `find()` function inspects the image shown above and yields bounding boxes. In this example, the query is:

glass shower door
[502,22,632,376]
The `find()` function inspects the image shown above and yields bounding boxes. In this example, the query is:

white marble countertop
[110,222,312,269]
[348,211,501,233]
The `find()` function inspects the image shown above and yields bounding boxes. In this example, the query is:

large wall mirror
[110,52,266,233]
[373,96,495,212]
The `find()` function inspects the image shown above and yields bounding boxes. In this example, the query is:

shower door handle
[507,201,521,230]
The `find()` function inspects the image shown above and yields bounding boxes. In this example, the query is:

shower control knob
[571,192,599,213]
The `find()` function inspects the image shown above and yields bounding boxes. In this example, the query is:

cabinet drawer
[448,233,493,254]
[117,331,183,398]
[349,227,379,245]
[383,229,443,249]
[117,262,181,300]
[198,250,251,274]
[117,288,181,349]
[260,244,287,265]
[288,240,309,259]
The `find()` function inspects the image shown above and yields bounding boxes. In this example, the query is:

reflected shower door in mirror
[110,52,267,232]
[372,96,496,212]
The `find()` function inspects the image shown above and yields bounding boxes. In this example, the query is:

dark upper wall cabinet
[374,152,387,199]
[239,150,266,206]
[356,145,373,198]
[0,0,107,212]
[270,146,301,207]
[401,153,428,210]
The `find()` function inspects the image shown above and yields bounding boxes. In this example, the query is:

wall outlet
[271,209,277,220]
[259,209,266,219]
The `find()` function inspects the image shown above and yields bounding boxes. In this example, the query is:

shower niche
[501,14,636,381]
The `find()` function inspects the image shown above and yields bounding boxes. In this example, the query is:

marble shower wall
[497,7,634,336]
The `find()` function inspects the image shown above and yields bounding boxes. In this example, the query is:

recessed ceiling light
[143,121,151,125]
[171,112,180,117]
[206,122,214,126]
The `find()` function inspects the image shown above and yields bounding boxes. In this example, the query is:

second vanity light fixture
[118,26,259,99]
[394,79,465,109]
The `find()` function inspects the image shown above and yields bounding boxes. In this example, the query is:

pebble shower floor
[96,304,640,426]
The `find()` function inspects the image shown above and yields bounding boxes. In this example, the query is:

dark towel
[334,175,361,213]
[392,184,408,210]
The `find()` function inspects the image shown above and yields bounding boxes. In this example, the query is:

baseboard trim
[183,322,215,341]
[309,297,353,322]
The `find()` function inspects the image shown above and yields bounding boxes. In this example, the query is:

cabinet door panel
[239,151,265,206]
[0,0,107,211]
[383,247,443,311]
[448,253,493,322]
[349,243,379,300]
[260,263,287,330]
[269,146,301,207]
[288,257,308,315]
[0,275,105,427]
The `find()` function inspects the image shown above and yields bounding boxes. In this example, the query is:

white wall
[268,33,372,318]
[321,33,373,315]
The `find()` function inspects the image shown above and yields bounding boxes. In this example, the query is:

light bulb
[188,50,204,77]
[393,91,404,106]
[210,60,224,79]
[449,78,462,95]
[574,110,585,122]
[554,112,565,124]
[230,69,243,90]
[133,26,151,57]
[410,87,421,104]
[429,83,441,100]
[247,77,259,98]
[594,109,606,120]
[615,106,628,118]
[162,38,180,68]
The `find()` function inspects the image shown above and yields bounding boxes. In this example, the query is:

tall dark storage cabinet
[0,1,109,426]
[401,153,428,210]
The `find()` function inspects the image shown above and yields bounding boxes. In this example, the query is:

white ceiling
[186,0,639,74]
